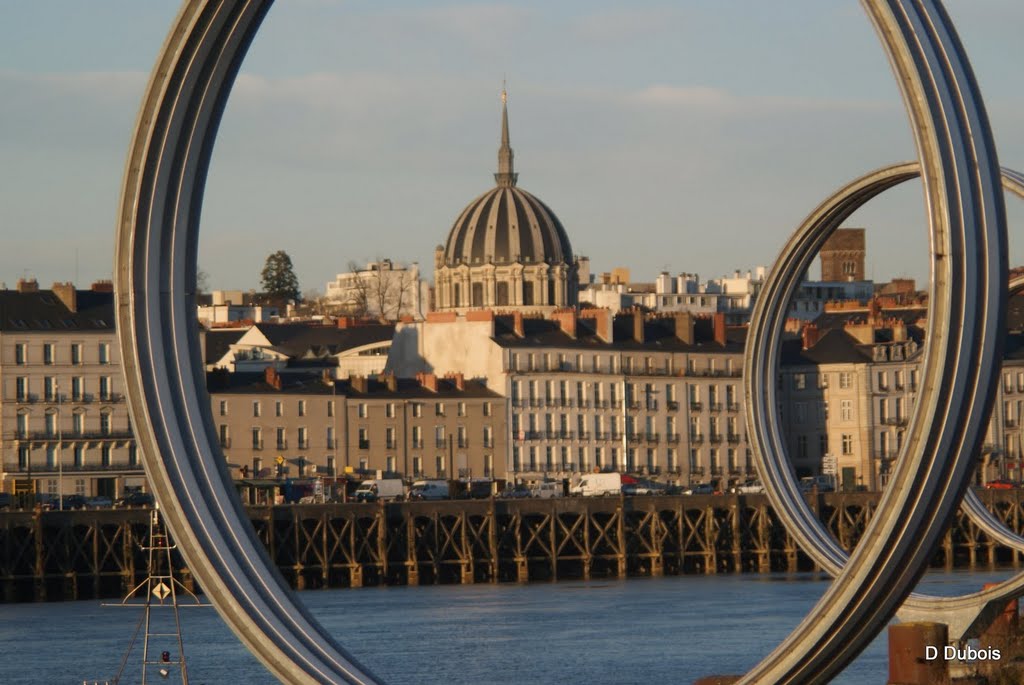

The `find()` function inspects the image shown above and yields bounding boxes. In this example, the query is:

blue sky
[2,1,1023,293]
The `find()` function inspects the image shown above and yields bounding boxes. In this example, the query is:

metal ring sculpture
[746,162,1024,643]
[113,1,1005,683]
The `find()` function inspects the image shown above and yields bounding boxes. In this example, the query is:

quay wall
[2,491,1022,603]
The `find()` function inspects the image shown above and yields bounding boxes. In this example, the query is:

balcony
[594,432,610,441]
[626,401,641,411]
[15,430,134,443]
[219,437,232,449]
[434,439,446,448]
[727,434,741,444]
[252,439,264,450]
[689,466,705,476]
[711,466,723,476]
[727,403,741,413]
[4,460,144,475]
[667,400,680,411]
[690,401,703,412]
[627,434,642,444]
[646,433,660,443]
[411,439,423,449]
[709,434,723,444]
[359,440,371,450]
[577,432,590,441]
[646,402,659,412]
[457,439,469,449]
[276,440,288,450]
[709,403,723,413]
[690,434,704,445]
[667,434,681,444]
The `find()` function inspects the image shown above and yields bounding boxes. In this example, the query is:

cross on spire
[495,85,518,187]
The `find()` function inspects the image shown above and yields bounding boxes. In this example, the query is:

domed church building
[434,91,581,313]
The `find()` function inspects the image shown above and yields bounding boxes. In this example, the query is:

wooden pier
[3,490,1024,602]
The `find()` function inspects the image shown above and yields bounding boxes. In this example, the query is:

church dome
[442,91,574,268]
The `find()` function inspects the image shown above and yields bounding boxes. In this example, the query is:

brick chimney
[801,323,820,350]
[383,372,398,392]
[263,366,282,390]
[674,312,694,344]
[417,372,438,393]
[512,311,525,338]
[579,308,613,343]
[632,310,644,344]
[551,309,576,339]
[51,282,77,312]
[349,374,369,393]
[16,278,38,293]
[90,280,114,293]
[445,372,465,391]
[713,312,727,346]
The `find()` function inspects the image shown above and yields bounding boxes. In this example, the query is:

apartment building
[0,280,142,498]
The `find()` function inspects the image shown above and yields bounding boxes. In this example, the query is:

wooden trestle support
[3,490,1024,602]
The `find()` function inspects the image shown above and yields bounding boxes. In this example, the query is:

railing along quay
[3,490,1024,603]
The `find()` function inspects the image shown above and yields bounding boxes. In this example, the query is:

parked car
[353,479,405,503]
[57,495,89,510]
[0,493,12,510]
[730,479,765,495]
[87,496,114,509]
[984,479,1018,490]
[500,484,533,499]
[799,476,835,493]
[407,480,449,501]
[116,492,155,508]
[682,483,715,495]
[530,482,563,499]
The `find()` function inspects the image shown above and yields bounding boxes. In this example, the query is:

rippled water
[0,569,1011,684]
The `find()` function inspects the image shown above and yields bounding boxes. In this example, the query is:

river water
[0,569,1011,684]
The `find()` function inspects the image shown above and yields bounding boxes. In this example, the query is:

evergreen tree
[260,250,300,302]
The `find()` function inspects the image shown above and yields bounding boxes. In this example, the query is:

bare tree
[335,259,418,322]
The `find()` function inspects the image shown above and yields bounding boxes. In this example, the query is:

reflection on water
[0,569,1011,684]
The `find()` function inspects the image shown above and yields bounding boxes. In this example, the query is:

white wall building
[325,259,430,321]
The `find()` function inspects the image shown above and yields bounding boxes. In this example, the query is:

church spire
[495,85,518,187]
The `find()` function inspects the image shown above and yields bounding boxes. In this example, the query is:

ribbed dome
[444,186,573,267]
[442,89,574,268]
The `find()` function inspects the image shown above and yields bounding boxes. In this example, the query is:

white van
[530,482,563,499]
[353,479,405,502]
[408,480,449,501]
[570,473,623,497]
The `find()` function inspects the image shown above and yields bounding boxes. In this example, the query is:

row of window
[788,369,919,392]
[16,443,136,469]
[511,352,738,376]
[509,446,751,473]
[14,375,116,402]
[14,342,111,365]
[511,380,738,407]
[16,408,120,437]
[224,399,494,420]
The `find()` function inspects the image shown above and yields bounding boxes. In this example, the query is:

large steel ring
[114,1,1005,684]
[745,162,1024,641]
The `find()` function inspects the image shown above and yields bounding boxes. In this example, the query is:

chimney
[674,312,694,344]
[579,308,613,344]
[891,319,908,342]
[51,282,77,312]
[446,372,465,391]
[632,310,644,344]
[713,312,727,346]
[348,374,368,393]
[551,309,576,339]
[16,278,38,293]
[801,323,820,350]
[90,280,114,293]
[383,372,398,392]
[418,372,438,393]
[512,311,525,338]
[263,366,282,390]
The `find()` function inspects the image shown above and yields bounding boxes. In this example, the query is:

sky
[2,1,1023,294]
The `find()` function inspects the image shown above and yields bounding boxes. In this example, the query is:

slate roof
[204,329,247,364]
[249,323,394,358]
[208,371,500,399]
[0,288,114,332]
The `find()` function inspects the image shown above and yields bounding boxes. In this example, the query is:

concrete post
[887,622,949,685]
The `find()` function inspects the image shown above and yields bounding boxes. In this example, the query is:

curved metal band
[113,0,1005,683]
[746,162,1024,640]
[114,2,381,683]
[738,1,1006,682]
